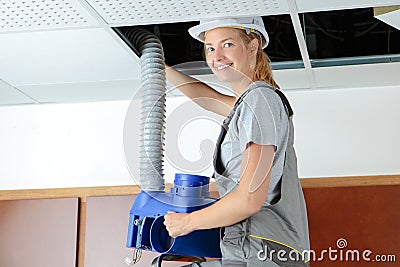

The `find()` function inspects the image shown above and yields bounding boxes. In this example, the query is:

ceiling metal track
[175,54,400,75]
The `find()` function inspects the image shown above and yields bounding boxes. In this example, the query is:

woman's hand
[163,211,194,238]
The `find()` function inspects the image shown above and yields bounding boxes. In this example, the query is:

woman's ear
[249,38,259,54]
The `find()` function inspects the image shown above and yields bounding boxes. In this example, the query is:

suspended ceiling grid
[0,0,399,106]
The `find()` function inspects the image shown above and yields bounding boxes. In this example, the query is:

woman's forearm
[188,188,255,231]
[165,65,235,116]
[188,143,274,231]
[164,144,273,237]
[166,64,210,99]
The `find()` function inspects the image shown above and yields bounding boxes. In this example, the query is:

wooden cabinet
[1,176,399,266]
[0,198,78,267]
[84,195,181,267]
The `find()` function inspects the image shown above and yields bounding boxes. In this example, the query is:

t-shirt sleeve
[236,89,277,153]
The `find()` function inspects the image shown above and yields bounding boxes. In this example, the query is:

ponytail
[235,30,280,89]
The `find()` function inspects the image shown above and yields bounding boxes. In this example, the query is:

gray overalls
[210,86,310,267]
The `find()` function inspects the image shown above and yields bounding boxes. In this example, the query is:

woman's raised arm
[166,64,235,116]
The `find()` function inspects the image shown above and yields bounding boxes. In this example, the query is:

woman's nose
[211,47,224,62]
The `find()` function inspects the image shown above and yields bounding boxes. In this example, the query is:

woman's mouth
[215,63,233,71]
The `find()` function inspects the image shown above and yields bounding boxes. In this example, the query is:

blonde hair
[235,29,280,89]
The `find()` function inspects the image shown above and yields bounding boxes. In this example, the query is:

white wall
[290,85,400,178]
[0,101,132,189]
[0,85,399,190]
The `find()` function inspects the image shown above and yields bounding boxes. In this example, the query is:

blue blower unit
[126,173,221,258]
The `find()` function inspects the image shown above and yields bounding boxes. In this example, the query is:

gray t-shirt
[219,81,289,205]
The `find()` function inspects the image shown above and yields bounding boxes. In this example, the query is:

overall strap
[213,86,293,175]
[274,89,293,118]
[213,87,258,175]
[229,86,293,128]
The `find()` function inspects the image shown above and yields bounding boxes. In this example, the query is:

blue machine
[126,173,221,258]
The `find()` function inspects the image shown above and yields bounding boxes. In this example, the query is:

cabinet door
[85,195,182,267]
[304,185,400,267]
[0,198,78,267]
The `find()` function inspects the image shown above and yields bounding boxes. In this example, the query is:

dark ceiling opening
[116,7,399,66]
[302,8,399,59]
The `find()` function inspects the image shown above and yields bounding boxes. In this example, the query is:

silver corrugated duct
[124,28,166,191]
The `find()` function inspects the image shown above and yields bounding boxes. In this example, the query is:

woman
[164,17,310,266]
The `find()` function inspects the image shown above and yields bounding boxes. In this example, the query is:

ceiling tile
[0,0,101,32]
[86,0,289,26]
[313,62,400,89]
[296,0,400,13]
[0,27,140,86]
[19,79,142,104]
[0,79,36,105]
[375,8,400,30]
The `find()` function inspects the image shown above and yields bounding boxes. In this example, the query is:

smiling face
[204,27,258,91]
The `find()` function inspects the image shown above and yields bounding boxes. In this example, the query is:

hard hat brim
[188,19,269,49]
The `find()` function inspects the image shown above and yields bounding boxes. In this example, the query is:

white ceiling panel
[193,69,312,92]
[0,0,101,32]
[375,9,400,30]
[273,68,310,90]
[313,62,400,89]
[0,27,140,86]
[0,79,36,105]
[19,79,141,103]
[296,0,400,13]
[86,0,289,26]
[196,63,400,93]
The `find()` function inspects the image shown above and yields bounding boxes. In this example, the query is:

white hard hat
[188,16,269,48]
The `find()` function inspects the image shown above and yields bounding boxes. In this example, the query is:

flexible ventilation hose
[124,28,166,191]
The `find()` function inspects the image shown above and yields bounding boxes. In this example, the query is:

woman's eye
[206,47,215,53]
[224,43,233,48]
